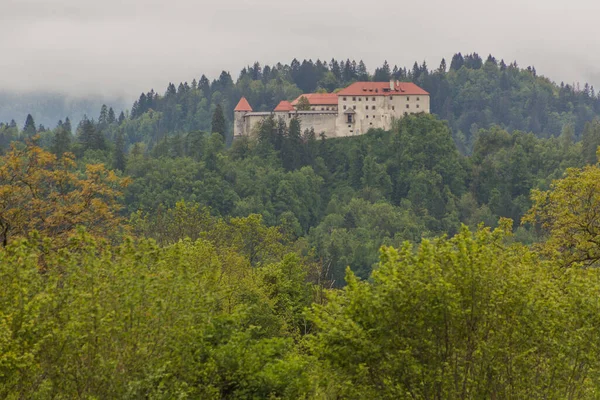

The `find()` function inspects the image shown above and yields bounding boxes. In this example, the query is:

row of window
[342,96,420,101]
[315,107,336,111]
[341,104,419,111]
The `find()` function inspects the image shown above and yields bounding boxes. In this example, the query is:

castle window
[417,97,420,101]
[390,96,393,100]
[416,104,420,108]
[372,97,376,101]
[372,106,375,110]
[370,122,373,125]
[406,104,409,109]
[321,107,325,111]
[407,97,410,101]
[359,97,362,101]
[366,115,369,118]
[353,105,356,110]
[343,105,347,110]
[365,105,369,110]
[343,97,347,101]
[352,97,356,101]
[392,106,395,111]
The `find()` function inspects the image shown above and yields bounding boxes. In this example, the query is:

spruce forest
[3,53,600,398]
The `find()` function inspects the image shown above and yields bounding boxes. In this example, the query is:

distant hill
[0,91,128,129]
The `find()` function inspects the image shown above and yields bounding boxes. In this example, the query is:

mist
[2,0,600,98]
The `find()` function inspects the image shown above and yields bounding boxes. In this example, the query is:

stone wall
[234,95,430,139]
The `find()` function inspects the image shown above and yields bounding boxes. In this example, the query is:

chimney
[390,79,394,91]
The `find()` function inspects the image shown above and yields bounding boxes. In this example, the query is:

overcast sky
[2,0,600,100]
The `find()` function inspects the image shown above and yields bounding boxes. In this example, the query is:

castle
[234,80,430,139]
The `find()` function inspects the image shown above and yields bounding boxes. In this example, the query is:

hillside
[116,53,600,153]
[4,52,600,398]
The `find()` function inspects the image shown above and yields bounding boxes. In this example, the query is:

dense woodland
[3,53,600,398]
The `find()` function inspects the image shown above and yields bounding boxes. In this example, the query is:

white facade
[233,81,430,139]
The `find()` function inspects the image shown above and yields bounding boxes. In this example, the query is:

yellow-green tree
[524,151,600,267]
[0,140,130,248]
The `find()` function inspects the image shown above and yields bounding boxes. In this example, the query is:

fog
[2,0,599,99]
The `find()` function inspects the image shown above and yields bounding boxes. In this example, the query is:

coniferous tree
[357,60,369,81]
[107,107,116,124]
[113,132,127,171]
[98,104,108,129]
[78,117,105,151]
[23,114,36,137]
[51,125,72,157]
[211,104,227,141]
[63,117,72,134]
[118,111,125,125]
[450,53,465,71]
[296,96,311,111]
[582,119,600,164]
[373,61,391,82]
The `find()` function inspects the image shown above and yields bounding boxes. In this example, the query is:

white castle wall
[234,92,430,139]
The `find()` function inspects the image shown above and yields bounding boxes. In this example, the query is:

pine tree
[78,117,105,151]
[113,132,127,171]
[107,107,116,124]
[357,60,369,81]
[118,111,125,125]
[98,104,108,129]
[211,104,227,141]
[63,117,72,134]
[373,61,391,82]
[284,117,302,170]
[582,120,600,164]
[51,125,72,157]
[23,114,36,137]
[296,96,311,111]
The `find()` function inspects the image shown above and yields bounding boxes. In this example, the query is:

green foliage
[211,103,227,141]
[22,114,36,137]
[582,119,600,164]
[309,223,600,399]
[0,228,316,399]
[295,96,311,111]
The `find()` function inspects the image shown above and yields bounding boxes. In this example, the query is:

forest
[3,53,600,398]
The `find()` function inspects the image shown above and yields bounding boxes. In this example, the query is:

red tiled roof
[291,93,339,106]
[337,81,429,96]
[274,100,295,112]
[234,97,253,112]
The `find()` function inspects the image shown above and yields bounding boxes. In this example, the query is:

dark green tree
[211,104,227,141]
[23,114,36,137]
[582,119,600,164]
[113,132,127,171]
[107,107,116,124]
[51,125,72,157]
[63,117,72,134]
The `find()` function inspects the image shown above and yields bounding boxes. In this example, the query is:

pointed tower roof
[234,97,253,112]
[274,100,295,112]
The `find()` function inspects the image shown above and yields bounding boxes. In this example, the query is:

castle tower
[234,97,253,137]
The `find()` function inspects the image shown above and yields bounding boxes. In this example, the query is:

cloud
[2,0,600,98]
